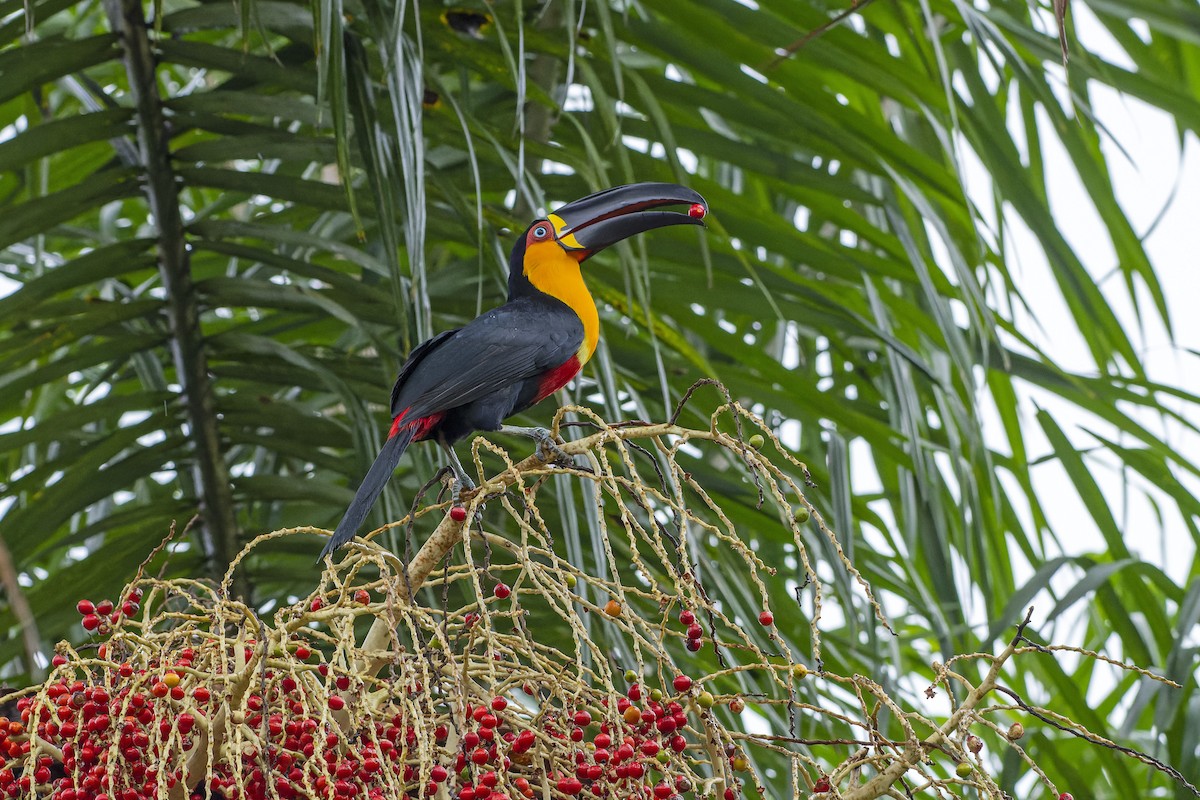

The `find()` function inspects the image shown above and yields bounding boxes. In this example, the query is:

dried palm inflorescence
[0,391,1186,800]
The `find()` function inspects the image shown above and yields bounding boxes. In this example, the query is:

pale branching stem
[841,608,1036,800]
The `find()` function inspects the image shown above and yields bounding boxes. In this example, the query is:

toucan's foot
[535,429,573,467]
[455,472,477,494]
[446,469,475,499]
[501,425,578,470]
[438,441,476,496]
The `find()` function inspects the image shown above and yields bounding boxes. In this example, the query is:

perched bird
[321,183,708,558]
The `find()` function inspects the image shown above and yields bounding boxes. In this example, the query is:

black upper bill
[548,182,707,259]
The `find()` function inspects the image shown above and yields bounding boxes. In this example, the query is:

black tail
[319,428,415,560]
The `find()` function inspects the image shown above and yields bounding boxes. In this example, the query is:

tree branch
[0,533,43,680]
[103,0,244,599]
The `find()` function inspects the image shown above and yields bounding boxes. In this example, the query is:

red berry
[556,777,582,796]
[758,611,774,626]
[328,696,345,711]
[813,778,830,793]
[685,638,702,652]
[672,675,692,692]
[450,506,468,522]
[654,783,672,799]
[627,683,641,701]
[81,614,100,631]
[295,646,312,660]
[471,748,489,765]
[1059,795,1073,800]
[493,583,511,600]
[310,597,325,612]
[688,203,706,219]
[678,610,695,625]
[572,710,591,727]
[354,589,370,604]
[51,654,67,667]
[76,600,95,615]
[96,599,113,615]
[491,697,507,712]
[431,766,448,783]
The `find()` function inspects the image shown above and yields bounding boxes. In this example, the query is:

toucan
[320,182,708,558]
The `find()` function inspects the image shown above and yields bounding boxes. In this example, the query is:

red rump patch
[534,355,582,403]
[390,409,445,441]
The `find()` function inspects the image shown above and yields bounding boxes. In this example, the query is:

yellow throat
[523,242,600,364]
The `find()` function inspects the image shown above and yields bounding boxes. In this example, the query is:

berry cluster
[74,589,142,636]
[0,628,742,800]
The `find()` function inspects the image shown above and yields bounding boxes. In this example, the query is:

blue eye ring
[532,224,549,239]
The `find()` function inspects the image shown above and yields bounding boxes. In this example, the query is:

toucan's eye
[532,224,549,239]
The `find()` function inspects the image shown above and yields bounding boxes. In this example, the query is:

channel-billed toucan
[320,182,707,558]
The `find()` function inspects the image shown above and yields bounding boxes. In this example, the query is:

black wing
[390,297,584,419]
[390,328,459,413]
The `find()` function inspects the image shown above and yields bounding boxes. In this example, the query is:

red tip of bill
[688,203,706,219]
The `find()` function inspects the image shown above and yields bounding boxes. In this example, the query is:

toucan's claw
[439,442,476,495]
[537,432,572,466]
[498,424,580,470]
[532,428,583,472]
[455,473,476,495]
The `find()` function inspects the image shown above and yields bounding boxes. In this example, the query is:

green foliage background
[1,0,1198,795]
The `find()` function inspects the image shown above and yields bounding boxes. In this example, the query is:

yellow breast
[523,243,600,364]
